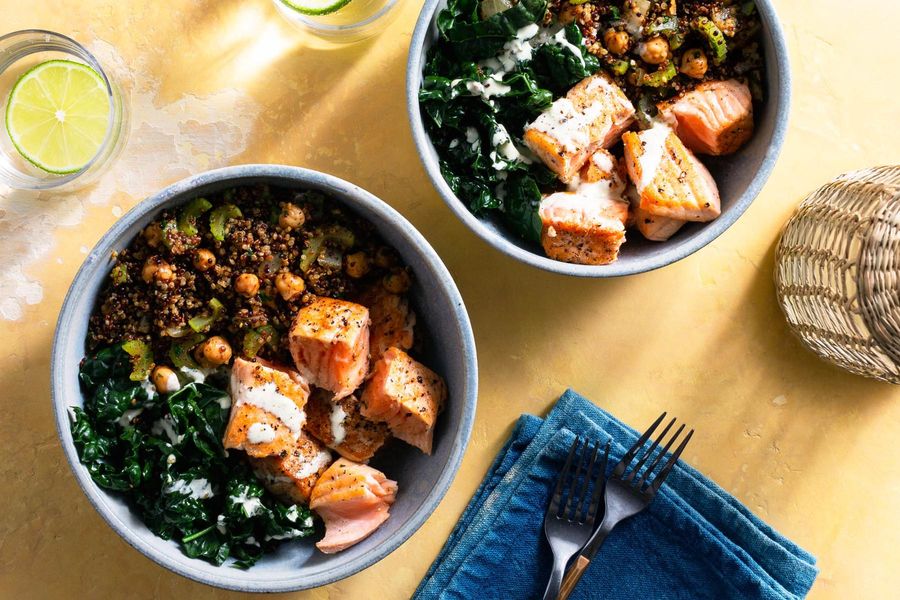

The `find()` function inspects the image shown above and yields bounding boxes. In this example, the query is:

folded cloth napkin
[415,390,818,600]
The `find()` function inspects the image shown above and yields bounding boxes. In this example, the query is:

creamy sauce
[550,28,585,67]
[449,138,460,149]
[465,126,480,150]
[151,415,184,446]
[217,394,232,410]
[231,378,306,437]
[231,489,263,517]
[247,422,277,444]
[180,366,211,383]
[528,97,607,153]
[489,124,528,169]
[165,373,181,393]
[139,379,158,399]
[293,449,332,480]
[329,403,348,446]
[636,123,672,190]
[116,407,144,428]
[165,478,214,500]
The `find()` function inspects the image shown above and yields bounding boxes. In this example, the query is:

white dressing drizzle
[247,422,277,444]
[165,478,214,499]
[330,403,348,446]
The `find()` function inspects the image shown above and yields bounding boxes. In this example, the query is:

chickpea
[192,248,216,272]
[151,366,181,394]
[383,269,411,294]
[275,272,306,301]
[373,246,397,269]
[278,203,305,230]
[194,336,232,367]
[235,273,260,297]
[143,223,163,248]
[344,252,370,279]
[142,256,174,283]
[679,48,708,79]
[604,29,630,56]
[639,36,670,65]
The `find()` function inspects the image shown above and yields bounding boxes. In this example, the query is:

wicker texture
[775,165,900,383]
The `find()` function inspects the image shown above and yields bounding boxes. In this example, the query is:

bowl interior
[407,0,790,277]
[51,166,476,591]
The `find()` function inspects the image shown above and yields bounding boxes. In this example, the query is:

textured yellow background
[1,0,899,598]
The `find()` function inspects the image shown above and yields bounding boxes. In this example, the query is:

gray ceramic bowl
[406,0,791,277]
[51,165,477,591]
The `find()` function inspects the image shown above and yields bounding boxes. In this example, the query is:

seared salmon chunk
[289,296,371,400]
[524,73,635,183]
[622,124,721,222]
[658,80,754,156]
[249,433,332,504]
[625,184,685,242]
[305,390,391,463]
[223,357,310,458]
[538,150,631,266]
[360,347,446,455]
[356,286,416,361]
[309,458,397,554]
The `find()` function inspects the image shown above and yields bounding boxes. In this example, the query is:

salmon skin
[223,357,310,458]
[360,347,446,455]
[623,123,721,223]
[524,73,635,183]
[249,433,332,504]
[288,296,371,400]
[305,390,391,463]
[657,80,754,156]
[538,149,631,265]
[309,458,397,554]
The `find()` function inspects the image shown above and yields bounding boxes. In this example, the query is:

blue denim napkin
[415,390,818,600]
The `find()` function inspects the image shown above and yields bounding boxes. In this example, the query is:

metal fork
[541,437,610,600]
[556,413,694,600]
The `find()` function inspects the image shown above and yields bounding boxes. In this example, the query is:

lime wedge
[280,0,353,16]
[5,59,111,174]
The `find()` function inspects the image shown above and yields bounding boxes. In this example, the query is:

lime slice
[5,59,111,174]
[280,0,353,16]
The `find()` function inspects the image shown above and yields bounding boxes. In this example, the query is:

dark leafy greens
[72,345,314,568]
[420,0,600,243]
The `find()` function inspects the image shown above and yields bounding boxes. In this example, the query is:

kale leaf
[72,345,315,568]
[420,2,601,247]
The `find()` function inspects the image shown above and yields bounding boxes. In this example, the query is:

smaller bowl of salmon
[50,165,477,592]
[407,0,791,276]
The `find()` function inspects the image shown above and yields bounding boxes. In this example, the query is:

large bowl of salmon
[50,165,477,591]
[407,0,791,276]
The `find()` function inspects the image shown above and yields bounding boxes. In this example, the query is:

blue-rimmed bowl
[406,0,791,277]
[50,165,478,591]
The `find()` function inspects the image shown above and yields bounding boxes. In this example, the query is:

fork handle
[555,511,618,600]
[541,552,570,600]
[556,555,590,600]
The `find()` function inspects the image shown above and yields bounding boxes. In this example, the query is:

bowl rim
[405,0,792,277]
[50,164,478,592]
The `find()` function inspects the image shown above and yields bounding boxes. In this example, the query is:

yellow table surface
[1,0,899,598]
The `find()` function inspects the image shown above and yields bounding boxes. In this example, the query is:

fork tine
[562,438,588,520]
[613,412,666,476]
[636,423,684,489]
[549,437,579,516]
[623,417,676,482]
[586,440,611,524]
[573,441,599,522]
[648,429,693,493]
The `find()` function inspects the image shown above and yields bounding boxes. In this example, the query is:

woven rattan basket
[775,165,900,383]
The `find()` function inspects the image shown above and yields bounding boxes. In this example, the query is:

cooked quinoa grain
[88,184,416,367]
